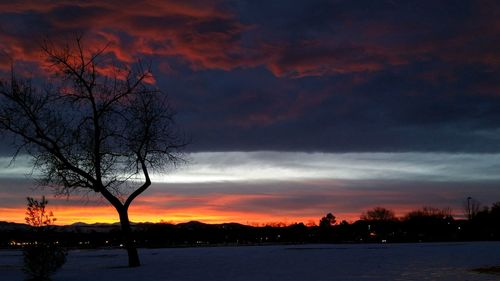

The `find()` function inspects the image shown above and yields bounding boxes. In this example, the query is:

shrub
[23,244,67,280]
[23,196,67,280]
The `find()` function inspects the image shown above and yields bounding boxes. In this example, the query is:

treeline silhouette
[1,203,500,248]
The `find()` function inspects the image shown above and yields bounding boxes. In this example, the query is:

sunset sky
[0,0,500,225]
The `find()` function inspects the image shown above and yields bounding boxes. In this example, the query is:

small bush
[23,196,66,280]
[23,244,67,281]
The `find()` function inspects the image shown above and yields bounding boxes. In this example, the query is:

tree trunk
[118,209,140,267]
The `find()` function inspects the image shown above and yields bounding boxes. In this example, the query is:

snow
[2,242,500,280]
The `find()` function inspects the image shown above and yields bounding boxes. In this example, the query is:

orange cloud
[0,1,253,75]
[1,178,475,226]
[264,43,387,78]
[1,0,498,81]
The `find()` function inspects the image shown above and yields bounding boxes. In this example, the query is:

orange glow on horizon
[0,204,363,226]
[0,193,464,226]
[0,204,423,226]
[0,181,469,226]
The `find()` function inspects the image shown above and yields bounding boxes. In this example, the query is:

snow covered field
[2,242,500,280]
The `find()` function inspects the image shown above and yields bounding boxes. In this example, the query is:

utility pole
[467,196,472,220]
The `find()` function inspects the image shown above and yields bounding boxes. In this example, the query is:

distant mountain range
[0,220,250,233]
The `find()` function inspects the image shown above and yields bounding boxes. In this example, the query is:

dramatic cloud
[1,1,500,224]
[2,1,499,78]
[0,0,270,74]
[1,152,500,224]
[6,152,500,183]
[1,1,499,153]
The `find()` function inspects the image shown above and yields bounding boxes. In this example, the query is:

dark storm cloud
[158,0,500,152]
[169,66,500,152]
[0,0,499,153]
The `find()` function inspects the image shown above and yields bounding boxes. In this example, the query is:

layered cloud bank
[0,1,499,224]
[1,152,499,224]
[0,1,499,153]
[157,152,500,183]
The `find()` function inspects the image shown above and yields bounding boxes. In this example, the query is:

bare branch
[0,36,187,267]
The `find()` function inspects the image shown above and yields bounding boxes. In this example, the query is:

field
[1,242,500,280]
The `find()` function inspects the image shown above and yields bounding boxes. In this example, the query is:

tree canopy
[0,37,186,267]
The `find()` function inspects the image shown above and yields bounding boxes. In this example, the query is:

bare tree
[361,207,397,221]
[404,206,453,221]
[25,196,56,228]
[0,37,186,267]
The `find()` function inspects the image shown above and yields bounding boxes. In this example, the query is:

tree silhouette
[23,196,67,280]
[361,207,396,221]
[404,207,452,221]
[25,196,56,228]
[319,213,336,227]
[0,37,186,267]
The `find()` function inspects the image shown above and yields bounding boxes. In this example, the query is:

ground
[1,242,500,280]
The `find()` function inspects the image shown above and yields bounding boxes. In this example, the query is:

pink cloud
[1,0,499,80]
[0,1,251,74]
